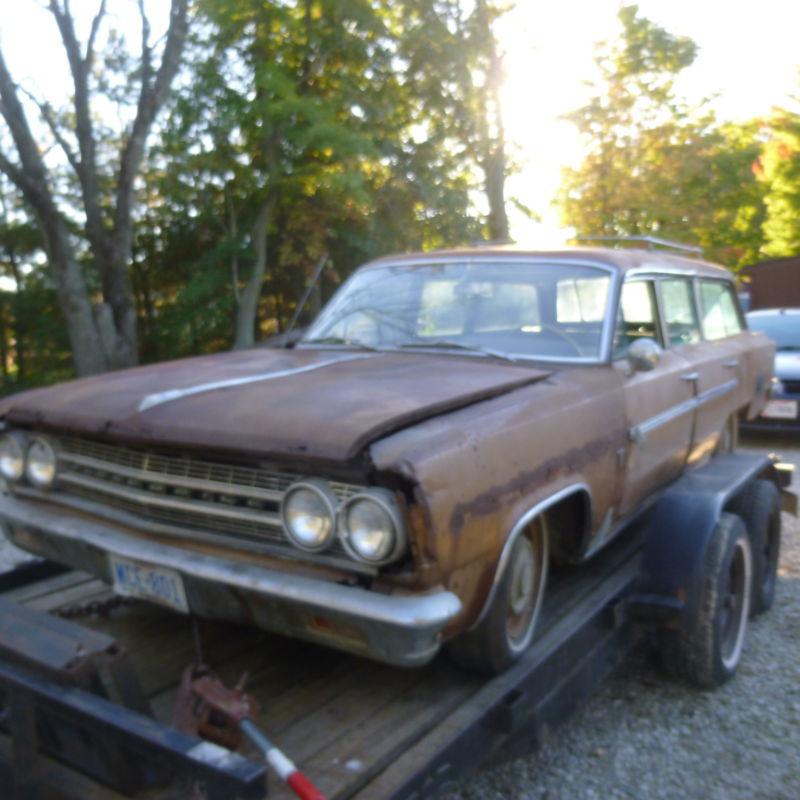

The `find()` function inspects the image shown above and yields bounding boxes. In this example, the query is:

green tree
[559,4,766,268]
[149,0,487,350]
[0,0,190,375]
[758,106,800,258]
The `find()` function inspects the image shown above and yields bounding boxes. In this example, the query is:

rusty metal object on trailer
[172,663,259,750]
[171,662,325,799]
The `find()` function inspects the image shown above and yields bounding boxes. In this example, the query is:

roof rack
[575,235,703,255]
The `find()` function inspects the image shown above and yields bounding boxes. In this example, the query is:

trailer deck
[0,525,643,800]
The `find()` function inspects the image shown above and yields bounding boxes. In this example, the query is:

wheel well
[543,490,591,565]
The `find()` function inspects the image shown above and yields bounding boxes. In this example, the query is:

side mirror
[627,338,662,372]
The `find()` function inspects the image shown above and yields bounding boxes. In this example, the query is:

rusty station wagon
[0,245,775,673]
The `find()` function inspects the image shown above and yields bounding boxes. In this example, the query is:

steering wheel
[536,324,582,355]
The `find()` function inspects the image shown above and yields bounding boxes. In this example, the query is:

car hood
[0,347,550,463]
[775,351,800,381]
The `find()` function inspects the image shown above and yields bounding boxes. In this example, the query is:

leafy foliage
[559,4,769,269]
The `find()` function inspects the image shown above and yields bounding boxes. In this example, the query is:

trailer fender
[635,453,777,633]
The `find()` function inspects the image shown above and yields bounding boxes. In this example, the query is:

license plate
[110,556,189,613]
[762,399,798,420]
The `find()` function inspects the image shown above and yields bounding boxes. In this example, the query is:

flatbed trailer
[0,453,794,800]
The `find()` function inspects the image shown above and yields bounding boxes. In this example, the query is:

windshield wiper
[301,336,382,352]
[396,340,518,363]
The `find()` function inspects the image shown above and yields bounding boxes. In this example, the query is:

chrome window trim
[470,483,591,630]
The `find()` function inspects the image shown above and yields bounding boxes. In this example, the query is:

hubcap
[505,523,548,652]
[720,540,751,670]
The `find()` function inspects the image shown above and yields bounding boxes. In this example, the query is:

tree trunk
[41,210,109,376]
[233,198,274,350]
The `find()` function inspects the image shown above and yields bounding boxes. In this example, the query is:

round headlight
[340,490,406,565]
[0,433,25,482]
[281,480,337,552]
[25,437,58,489]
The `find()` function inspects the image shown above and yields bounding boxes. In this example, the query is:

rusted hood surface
[0,348,550,462]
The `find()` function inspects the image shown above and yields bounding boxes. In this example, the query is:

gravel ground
[445,433,800,800]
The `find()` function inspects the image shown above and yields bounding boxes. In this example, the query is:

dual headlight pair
[0,432,58,488]
[282,480,407,566]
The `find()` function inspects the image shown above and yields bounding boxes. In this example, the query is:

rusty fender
[370,366,629,632]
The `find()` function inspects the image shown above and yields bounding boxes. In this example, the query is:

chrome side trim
[696,379,738,406]
[630,379,739,443]
[59,472,283,528]
[470,483,591,630]
[138,353,375,412]
[633,397,696,441]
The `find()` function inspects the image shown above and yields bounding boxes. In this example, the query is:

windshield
[303,260,612,361]
[747,313,800,351]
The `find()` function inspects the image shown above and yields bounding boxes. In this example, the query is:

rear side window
[660,279,701,346]
[699,280,743,340]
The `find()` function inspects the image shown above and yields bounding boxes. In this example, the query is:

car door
[614,277,696,516]
[687,278,747,458]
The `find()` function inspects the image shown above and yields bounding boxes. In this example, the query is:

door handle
[723,359,739,368]
[681,372,699,382]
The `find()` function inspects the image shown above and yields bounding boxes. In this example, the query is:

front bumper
[0,493,461,668]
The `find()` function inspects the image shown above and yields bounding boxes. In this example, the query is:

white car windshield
[303,260,612,361]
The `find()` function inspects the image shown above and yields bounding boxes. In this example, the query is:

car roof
[361,244,732,280]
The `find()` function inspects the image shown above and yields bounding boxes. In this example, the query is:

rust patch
[450,428,628,535]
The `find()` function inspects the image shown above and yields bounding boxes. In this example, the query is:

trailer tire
[659,513,751,689]
[448,517,548,675]
[728,479,781,616]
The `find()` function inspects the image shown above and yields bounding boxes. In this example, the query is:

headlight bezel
[280,478,339,553]
[338,489,407,566]
[0,431,26,482]
[25,435,58,489]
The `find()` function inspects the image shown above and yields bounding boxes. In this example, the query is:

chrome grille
[52,435,360,557]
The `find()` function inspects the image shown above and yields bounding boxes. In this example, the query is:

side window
[660,279,701,346]
[699,280,743,340]
[613,280,660,358]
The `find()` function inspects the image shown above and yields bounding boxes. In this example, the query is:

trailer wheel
[660,513,752,689]
[448,517,548,674]
[729,479,781,615]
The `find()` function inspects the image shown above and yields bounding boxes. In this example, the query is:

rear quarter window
[699,280,743,340]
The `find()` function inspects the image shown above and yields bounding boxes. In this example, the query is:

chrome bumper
[0,494,461,668]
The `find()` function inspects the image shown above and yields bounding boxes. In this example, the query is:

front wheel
[660,513,752,689]
[448,517,549,674]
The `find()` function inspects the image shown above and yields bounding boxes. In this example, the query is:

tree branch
[0,48,51,208]
[17,85,81,174]
[114,0,189,241]
[48,0,110,259]
[85,0,107,66]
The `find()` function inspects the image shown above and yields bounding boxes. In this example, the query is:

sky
[1,1,800,246]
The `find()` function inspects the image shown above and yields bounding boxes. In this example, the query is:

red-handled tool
[172,661,326,799]
[240,718,325,800]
